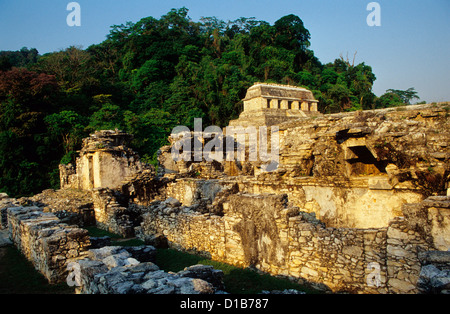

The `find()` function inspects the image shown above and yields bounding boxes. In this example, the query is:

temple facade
[229,83,320,127]
[243,82,318,112]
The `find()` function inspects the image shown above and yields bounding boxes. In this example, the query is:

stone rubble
[75,246,224,294]
[417,250,450,294]
[0,229,11,247]
[1,189,95,229]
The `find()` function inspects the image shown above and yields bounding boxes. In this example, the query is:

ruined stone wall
[91,188,137,237]
[401,196,450,251]
[46,102,449,294]
[236,177,423,229]
[385,217,430,293]
[156,177,423,229]
[7,207,90,283]
[276,105,450,187]
[137,194,448,294]
[75,246,222,294]
[165,179,225,207]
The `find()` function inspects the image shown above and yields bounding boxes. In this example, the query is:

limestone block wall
[7,207,90,283]
[165,179,225,206]
[158,177,424,229]
[137,193,443,294]
[237,177,424,229]
[385,217,430,293]
[401,196,450,251]
[73,150,143,190]
[91,188,134,237]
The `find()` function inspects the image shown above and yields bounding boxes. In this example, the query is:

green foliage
[0,7,405,197]
[386,87,419,105]
[60,151,78,165]
[123,108,176,165]
[374,92,404,109]
[0,47,38,71]
[45,110,87,154]
[88,103,124,131]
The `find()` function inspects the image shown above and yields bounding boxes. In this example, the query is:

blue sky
[0,0,449,102]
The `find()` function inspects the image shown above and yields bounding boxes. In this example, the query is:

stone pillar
[280,100,289,109]
[301,101,309,111]
[291,101,300,110]
[270,99,279,109]
[310,102,318,112]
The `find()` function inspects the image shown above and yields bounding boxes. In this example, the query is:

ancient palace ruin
[229,83,319,127]
[1,83,449,294]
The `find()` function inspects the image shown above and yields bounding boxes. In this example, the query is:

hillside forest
[0,8,421,197]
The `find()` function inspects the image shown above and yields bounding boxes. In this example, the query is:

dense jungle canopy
[0,8,418,197]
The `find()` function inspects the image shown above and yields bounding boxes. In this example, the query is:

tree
[34,46,97,93]
[124,109,176,165]
[0,47,38,71]
[320,67,339,85]
[88,103,124,132]
[326,83,352,112]
[386,88,419,104]
[44,110,87,155]
[274,14,311,51]
[0,68,59,108]
[374,92,404,109]
[295,70,318,89]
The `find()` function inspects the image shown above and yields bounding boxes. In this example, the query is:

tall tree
[386,88,419,104]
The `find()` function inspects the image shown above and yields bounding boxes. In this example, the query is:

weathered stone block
[7,206,90,283]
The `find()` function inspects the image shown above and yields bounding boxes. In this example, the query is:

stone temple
[59,130,151,191]
[229,83,319,127]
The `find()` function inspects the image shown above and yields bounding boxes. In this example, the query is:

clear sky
[0,0,449,102]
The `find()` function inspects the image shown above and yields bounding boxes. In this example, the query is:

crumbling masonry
[2,84,450,294]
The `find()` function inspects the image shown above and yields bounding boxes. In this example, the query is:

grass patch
[114,238,146,246]
[85,226,122,239]
[155,248,319,294]
[85,226,145,247]
[0,246,74,294]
